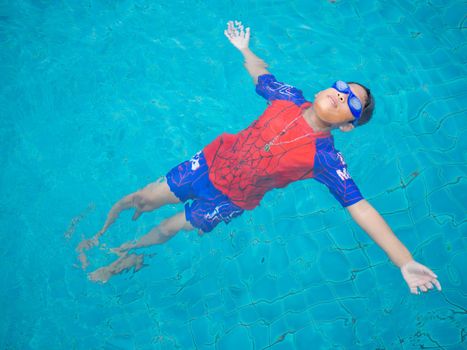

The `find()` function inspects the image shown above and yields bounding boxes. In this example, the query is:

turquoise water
[1,0,466,348]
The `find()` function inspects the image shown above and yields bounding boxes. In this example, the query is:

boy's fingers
[225,21,248,41]
[433,279,442,291]
[410,278,424,286]
[425,282,434,289]
[224,31,234,43]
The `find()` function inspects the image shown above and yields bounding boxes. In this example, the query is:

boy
[78,21,441,294]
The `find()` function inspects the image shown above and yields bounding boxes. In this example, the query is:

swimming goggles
[332,80,363,125]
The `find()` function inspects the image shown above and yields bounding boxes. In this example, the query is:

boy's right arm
[224,20,270,84]
[347,200,442,294]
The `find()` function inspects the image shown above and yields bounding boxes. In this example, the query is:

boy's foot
[88,253,145,283]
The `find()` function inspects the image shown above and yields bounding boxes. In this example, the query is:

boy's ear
[339,123,355,132]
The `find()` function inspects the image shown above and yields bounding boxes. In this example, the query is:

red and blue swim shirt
[203,74,364,210]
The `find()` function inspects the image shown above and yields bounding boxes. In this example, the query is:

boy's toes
[132,210,142,221]
[88,268,110,283]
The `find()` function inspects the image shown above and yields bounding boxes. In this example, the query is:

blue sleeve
[255,74,307,106]
[313,138,364,207]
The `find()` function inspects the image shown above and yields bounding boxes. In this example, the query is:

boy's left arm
[347,199,442,294]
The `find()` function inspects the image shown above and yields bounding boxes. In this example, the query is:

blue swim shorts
[165,151,244,233]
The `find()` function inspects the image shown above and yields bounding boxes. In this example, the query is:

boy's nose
[337,92,346,104]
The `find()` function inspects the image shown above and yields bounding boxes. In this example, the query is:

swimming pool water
[1,0,466,349]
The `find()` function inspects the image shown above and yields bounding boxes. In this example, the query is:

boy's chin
[314,107,342,126]
[314,104,352,126]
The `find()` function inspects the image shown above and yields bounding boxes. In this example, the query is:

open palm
[401,260,441,294]
[224,20,250,50]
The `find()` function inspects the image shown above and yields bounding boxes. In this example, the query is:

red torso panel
[203,100,330,210]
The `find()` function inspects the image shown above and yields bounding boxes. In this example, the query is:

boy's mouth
[327,95,338,107]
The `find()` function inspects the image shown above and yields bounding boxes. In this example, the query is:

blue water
[1,0,466,349]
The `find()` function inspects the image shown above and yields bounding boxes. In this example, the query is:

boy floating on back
[78,21,441,295]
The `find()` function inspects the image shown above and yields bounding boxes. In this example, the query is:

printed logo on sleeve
[335,152,352,181]
[336,168,352,181]
[268,82,296,97]
[337,152,346,165]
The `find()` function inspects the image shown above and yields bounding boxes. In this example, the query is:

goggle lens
[349,96,362,110]
[335,80,348,92]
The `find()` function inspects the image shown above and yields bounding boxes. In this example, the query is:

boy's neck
[303,106,332,133]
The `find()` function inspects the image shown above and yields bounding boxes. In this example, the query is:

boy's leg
[88,212,195,283]
[98,176,180,239]
[76,176,180,269]
[111,211,195,255]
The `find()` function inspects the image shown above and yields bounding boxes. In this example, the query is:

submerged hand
[224,20,250,51]
[401,260,441,294]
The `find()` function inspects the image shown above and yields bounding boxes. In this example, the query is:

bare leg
[88,212,195,283]
[77,176,180,269]
[99,176,180,236]
[112,211,195,254]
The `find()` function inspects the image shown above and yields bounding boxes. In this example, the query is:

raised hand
[401,260,442,294]
[224,20,250,51]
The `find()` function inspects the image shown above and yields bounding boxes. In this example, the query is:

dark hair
[348,82,375,126]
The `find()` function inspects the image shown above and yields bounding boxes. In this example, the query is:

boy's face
[313,83,368,127]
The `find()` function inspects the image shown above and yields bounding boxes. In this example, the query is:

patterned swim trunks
[165,151,244,233]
